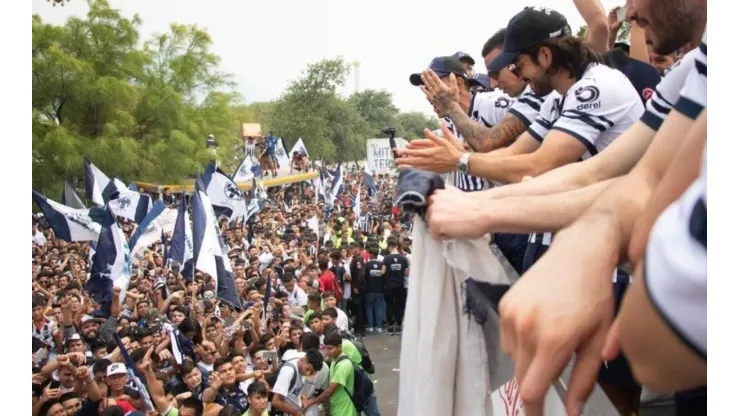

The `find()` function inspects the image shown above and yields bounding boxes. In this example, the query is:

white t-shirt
[272,359,305,412]
[335,307,349,331]
[287,285,308,308]
[645,143,707,358]
[640,46,701,130]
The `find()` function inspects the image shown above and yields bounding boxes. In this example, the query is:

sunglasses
[487,62,522,79]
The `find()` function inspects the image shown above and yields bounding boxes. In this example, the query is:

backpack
[336,356,375,413]
[339,330,375,375]
[266,358,299,393]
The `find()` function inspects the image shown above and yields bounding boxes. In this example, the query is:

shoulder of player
[564,65,636,108]
[475,90,513,108]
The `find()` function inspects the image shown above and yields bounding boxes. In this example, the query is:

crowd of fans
[32,169,412,416]
[32,0,707,414]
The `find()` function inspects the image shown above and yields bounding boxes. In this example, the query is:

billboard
[366,138,409,174]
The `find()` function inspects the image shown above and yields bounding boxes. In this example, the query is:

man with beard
[423,0,706,244]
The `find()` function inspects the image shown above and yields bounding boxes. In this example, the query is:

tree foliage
[33,1,438,197]
[32,0,240,198]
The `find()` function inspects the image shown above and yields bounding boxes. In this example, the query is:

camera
[380,127,396,136]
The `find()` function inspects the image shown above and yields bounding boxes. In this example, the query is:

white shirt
[272,358,305,412]
[287,285,308,308]
[335,307,349,331]
[32,231,47,246]
[645,143,706,358]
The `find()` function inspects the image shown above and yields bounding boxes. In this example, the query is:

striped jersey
[673,31,707,121]
[508,85,546,126]
[523,63,644,268]
[641,46,702,131]
[448,90,513,192]
[527,63,644,161]
[645,142,706,358]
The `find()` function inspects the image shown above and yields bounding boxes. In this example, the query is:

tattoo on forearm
[448,109,528,153]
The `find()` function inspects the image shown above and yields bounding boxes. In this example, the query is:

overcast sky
[32,0,624,116]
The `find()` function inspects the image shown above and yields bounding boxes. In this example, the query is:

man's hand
[498,225,618,416]
[426,188,490,240]
[395,123,464,173]
[56,354,70,367]
[420,70,459,116]
[41,387,61,403]
[74,366,91,381]
[208,371,223,390]
[112,287,122,298]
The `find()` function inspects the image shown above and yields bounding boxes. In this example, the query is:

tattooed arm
[446,107,528,153]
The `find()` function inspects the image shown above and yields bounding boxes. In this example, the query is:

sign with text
[366,138,408,174]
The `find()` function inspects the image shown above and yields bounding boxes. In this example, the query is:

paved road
[362,332,402,415]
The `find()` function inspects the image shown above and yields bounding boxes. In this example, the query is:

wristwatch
[457,152,472,174]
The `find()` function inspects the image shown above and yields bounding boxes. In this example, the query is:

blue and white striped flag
[202,162,247,221]
[32,191,103,242]
[168,197,194,277]
[86,205,131,313]
[84,158,112,207]
[232,154,262,182]
[62,181,86,209]
[108,189,153,224]
[192,177,242,310]
[114,334,154,411]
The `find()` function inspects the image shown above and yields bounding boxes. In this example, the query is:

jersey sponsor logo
[575,86,602,111]
[575,86,600,103]
[495,97,511,108]
[642,88,655,101]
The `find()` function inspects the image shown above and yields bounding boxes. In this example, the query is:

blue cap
[467,73,492,90]
[454,51,476,65]
[410,56,468,86]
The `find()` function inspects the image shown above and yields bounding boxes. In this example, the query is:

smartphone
[49,380,61,390]
[616,6,627,22]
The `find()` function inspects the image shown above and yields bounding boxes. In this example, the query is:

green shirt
[329,354,355,416]
[341,339,362,367]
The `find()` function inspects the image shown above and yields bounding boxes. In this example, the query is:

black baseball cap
[409,56,468,86]
[487,7,571,73]
[454,51,476,65]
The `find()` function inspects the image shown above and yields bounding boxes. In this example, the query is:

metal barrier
[488,246,621,416]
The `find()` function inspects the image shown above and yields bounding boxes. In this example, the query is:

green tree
[269,58,371,163]
[32,0,239,198]
[348,89,399,134]
[395,112,440,140]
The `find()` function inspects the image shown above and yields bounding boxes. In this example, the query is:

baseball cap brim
[486,50,518,73]
[409,73,423,86]
[409,71,454,86]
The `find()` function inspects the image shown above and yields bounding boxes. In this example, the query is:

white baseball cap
[107,363,127,377]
